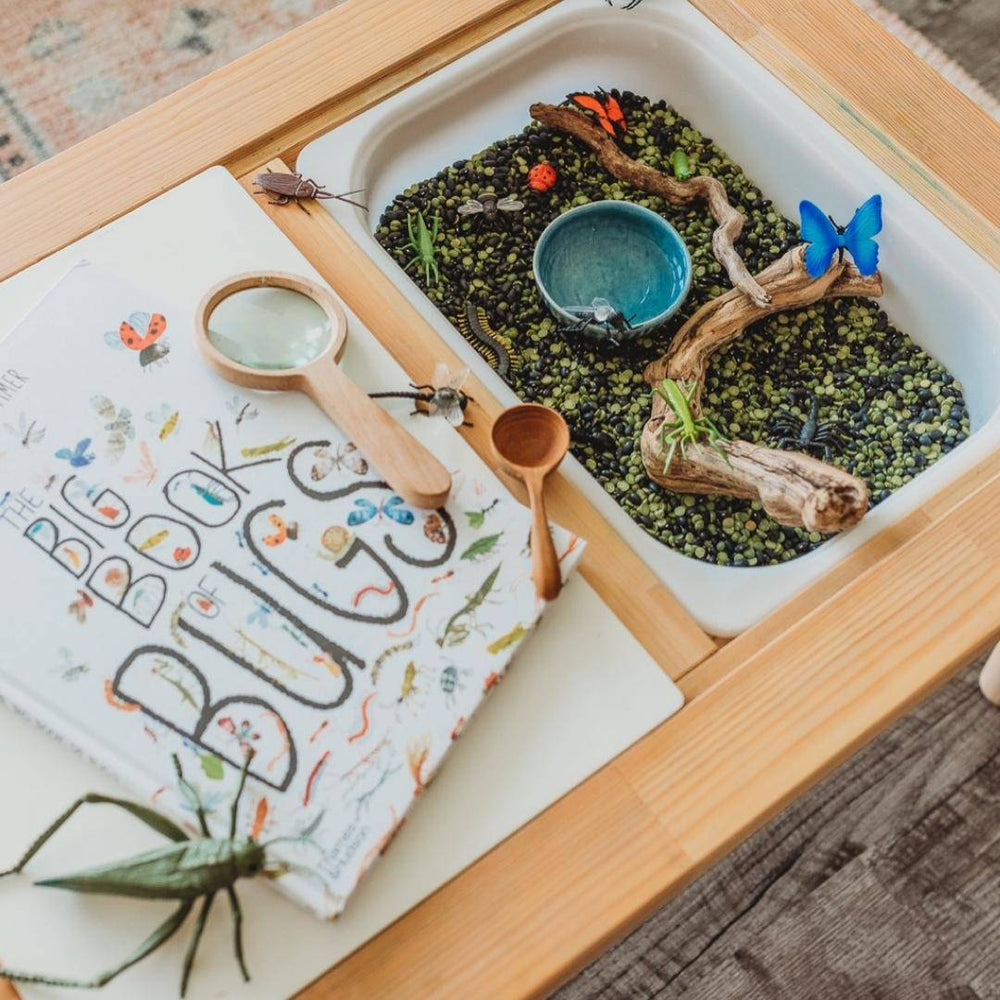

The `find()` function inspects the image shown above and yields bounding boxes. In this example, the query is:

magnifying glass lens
[207,286,334,371]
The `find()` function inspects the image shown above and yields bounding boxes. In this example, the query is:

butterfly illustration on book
[104,311,170,369]
[217,716,260,757]
[799,194,883,279]
[568,88,627,138]
[55,438,96,468]
[347,495,415,527]
[310,442,369,482]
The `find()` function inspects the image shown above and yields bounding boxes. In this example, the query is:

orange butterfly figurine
[568,88,627,139]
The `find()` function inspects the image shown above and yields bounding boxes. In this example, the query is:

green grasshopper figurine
[0,750,281,996]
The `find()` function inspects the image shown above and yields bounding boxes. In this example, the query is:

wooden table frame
[1,1,999,997]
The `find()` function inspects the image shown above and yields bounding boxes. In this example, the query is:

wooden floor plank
[557,662,1000,999]
[886,0,1000,96]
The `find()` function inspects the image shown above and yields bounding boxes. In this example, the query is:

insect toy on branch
[403,211,442,286]
[568,89,627,139]
[0,751,293,997]
[799,194,882,278]
[653,377,729,472]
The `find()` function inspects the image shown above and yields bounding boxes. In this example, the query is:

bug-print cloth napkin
[0,262,584,918]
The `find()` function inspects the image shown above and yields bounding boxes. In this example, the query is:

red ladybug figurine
[527,163,558,193]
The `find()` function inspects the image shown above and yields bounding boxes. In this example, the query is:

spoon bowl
[491,404,570,600]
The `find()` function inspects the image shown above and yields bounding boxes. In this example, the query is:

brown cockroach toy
[253,170,367,211]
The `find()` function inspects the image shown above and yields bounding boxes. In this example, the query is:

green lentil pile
[375,89,970,567]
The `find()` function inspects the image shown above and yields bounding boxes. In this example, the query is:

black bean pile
[375,89,970,567]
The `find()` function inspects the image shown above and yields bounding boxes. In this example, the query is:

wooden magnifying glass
[195,272,451,509]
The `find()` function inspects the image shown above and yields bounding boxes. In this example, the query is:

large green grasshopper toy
[0,750,282,996]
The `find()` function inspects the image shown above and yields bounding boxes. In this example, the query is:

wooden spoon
[195,272,451,509]
[491,404,570,601]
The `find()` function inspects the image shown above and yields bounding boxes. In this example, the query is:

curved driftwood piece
[638,436,871,535]
[645,245,884,391]
[530,102,770,307]
[640,246,884,534]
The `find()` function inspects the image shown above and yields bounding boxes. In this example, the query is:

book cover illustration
[0,263,583,918]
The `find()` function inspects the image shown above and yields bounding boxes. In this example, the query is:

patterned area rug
[0,0,996,183]
[0,2,998,998]
[0,0,343,181]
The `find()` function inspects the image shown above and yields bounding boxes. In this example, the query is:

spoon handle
[526,475,562,601]
[302,362,451,509]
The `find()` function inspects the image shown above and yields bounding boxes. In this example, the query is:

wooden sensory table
[1,0,999,997]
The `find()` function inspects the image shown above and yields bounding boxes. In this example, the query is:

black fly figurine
[558,297,634,346]
[253,170,367,210]
[605,0,644,8]
[370,363,474,427]
[457,192,525,231]
[770,390,848,461]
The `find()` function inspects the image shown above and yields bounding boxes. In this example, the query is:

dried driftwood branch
[640,246,884,534]
[530,102,770,307]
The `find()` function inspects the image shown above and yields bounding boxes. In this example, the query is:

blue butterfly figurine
[347,495,415,527]
[799,194,883,279]
[55,438,96,468]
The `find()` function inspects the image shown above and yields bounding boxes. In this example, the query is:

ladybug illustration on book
[104,311,170,369]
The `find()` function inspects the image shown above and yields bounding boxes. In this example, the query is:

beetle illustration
[253,169,367,210]
[0,751,285,997]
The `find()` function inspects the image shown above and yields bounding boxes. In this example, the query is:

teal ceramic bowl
[533,201,692,343]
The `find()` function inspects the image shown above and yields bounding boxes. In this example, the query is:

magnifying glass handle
[301,363,452,509]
